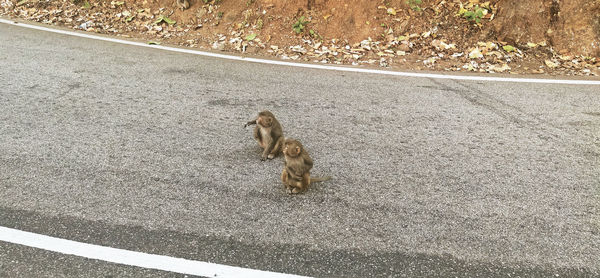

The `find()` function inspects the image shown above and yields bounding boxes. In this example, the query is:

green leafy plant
[406,0,422,12]
[461,5,486,23]
[292,16,309,34]
[309,29,322,40]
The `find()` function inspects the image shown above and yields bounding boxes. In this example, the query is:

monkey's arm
[303,154,313,170]
[244,119,257,128]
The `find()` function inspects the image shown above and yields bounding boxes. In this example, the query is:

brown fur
[281,138,330,194]
[244,110,284,161]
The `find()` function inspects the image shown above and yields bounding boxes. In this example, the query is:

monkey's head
[257,110,275,127]
[283,138,303,158]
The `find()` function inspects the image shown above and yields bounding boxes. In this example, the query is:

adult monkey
[244,110,285,161]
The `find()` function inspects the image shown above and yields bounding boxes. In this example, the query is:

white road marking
[0,226,311,278]
[1,18,600,85]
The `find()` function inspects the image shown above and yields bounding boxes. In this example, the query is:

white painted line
[1,18,600,85]
[0,226,311,278]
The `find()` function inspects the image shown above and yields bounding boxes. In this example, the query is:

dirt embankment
[493,0,600,57]
[1,0,599,75]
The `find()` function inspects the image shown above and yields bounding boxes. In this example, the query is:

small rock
[488,63,510,72]
[211,41,225,50]
[379,58,389,67]
[78,20,93,29]
[397,43,410,52]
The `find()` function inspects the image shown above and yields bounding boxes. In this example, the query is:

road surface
[0,21,599,277]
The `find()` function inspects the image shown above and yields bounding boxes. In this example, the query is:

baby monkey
[281,138,330,194]
[244,110,284,161]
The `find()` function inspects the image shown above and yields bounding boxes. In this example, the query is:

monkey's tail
[311,176,331,183]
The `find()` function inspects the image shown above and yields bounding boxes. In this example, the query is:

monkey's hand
[260,155,267,161]
[244,120,256,128]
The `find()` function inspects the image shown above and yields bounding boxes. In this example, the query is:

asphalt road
[1,22,599,277]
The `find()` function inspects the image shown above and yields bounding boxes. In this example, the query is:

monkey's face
[283,141,302,157]
[257,115,273,127]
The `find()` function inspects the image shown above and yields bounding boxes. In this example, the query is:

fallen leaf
[323,14,332,20]
[148,41,160,45]
[545,59,559,68]
[423,57,437,65]
[558,55,573,61]
[154,15,176,25]
[387,8,396,15]
[245,33,257,41]
[469,48,483,59]
[502,45,516,52]
[526,42,537,48]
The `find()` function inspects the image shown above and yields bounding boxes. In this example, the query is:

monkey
[244,110,285,161]
[176,0,190,10]
[281,138,330,194]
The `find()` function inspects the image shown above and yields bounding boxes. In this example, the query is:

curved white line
[1,18,600,85]
[0,226,310,278]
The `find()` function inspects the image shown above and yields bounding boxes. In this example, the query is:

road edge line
[0,226,311,278]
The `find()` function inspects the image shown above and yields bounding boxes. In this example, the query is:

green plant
[461,5,486,23]
[292,16,309,34]
[309,29,322,40]
[406,0,422,12]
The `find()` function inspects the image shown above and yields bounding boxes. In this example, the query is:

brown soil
[2,0,599,76]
